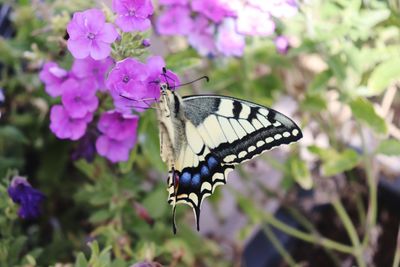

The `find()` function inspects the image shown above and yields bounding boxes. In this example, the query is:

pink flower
[274,36,290,54]
[236,5,275,36]
[96,135,136,163]
[113,0,154,32]
[67,9,118,60]
[39,62,69,97]
[50,105,93,140]
[191,0,234,23]
[71,57,114,91]
[98,111,139,141]
[216,19,245,57]
[156,6,193,35]
[61,78,98,119]
[249,0,298,18]
[159,0,188,5]
[187,16,217,56]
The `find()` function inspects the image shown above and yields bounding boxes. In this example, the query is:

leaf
[300,94,327,112]
[349,97,387,134]
[377,139,400,156]
[322,149,360,176]
[89,210,112,224]
[290,158,313,190]
[0,126,28,144]
[75,253,88,267]
[368,58,400,96]
[142,187,167,219]
[309,70,332,93]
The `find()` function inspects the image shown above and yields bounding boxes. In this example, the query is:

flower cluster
[40,2,179,163]
[8,176,45,219]
[156,0,297,57]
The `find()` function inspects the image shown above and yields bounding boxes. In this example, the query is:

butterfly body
[155,83,302,233]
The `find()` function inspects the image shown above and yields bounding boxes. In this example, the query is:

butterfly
[154,70,303,233]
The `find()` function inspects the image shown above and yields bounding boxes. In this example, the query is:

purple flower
[156,6,193,35]
[216,19,245,57]
[274,36,290,54]
[71,57,114,91]
[159,0,188,5]
[8,176,44,219]
[142,38,151,47]
[61,78,98,119]
[98,111,139,141]
[39,62,69,97]
[236,6,275,36]
[71,132,97,162]
[96,135,136,163]
[113,0,154,32]
[249,0,298,18]
[67,9,118,60]
[50,105,93,140]
[187,16,217,56]
[191,0,233,23]
[0,88,4,103]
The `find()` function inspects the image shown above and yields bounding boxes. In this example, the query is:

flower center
[87,32,96,40]
[74,96,82,103]
[123,75,130,83]
[128,9,136,16]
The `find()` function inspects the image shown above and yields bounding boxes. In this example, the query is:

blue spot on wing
[192,174,201,187]
[181,172,191,185]
[207,156,218,170]
[200,165,209,177]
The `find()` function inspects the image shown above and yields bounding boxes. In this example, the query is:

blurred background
[0,0,400,266]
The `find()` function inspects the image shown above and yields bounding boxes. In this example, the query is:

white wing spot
[266,137,274,143]
[257,140,265,147]
[273,121,282,127]
[283,131,290,138]
[216,99,234,117]
[257,114,271,127]
[201,182,212,193]
[239,119,255,134]
[292,129,299,136]
[238,151,247,158]
[189,193,199,206]
[274,134,282,140]
[218,117,239,143]
[248,146,256,152]
[212,172,224,182]
[239,104,251,119]
[224,154,237,162]
[252,119,263,130]
[230,119,247,138]
[259,108,269,116]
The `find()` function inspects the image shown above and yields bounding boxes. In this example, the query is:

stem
[262,224,299,267]
[332,199,365,267]
[392,223,400,267]
[261,211,355,254]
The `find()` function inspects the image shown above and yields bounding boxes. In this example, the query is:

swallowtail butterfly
[155,71,302,233]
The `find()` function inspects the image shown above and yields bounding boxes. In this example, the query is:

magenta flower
[67,9,118,60]
[39,62,69,97]
[50,105,92,140]
[188,16,217,56]
[156,6,193,35]
[216,19,245,57]
[113,0,154,32]
[98,111,139,141]
[142,38,151,47]
[191,0,233,23]
[61,78,98,119]
[96,135,136,163]
[8,176,45,219]
[159,0,188,5]
[236,5,275,36]
[274,36,290,54]
[71,57,114,91]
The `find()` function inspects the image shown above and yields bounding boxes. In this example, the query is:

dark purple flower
[98,111,139,141]
[156,6,193,35]
[8,176,44,219]
[187,16,217,56]
[142,38,151,47]
[216,19,245,57]
[236,5,275,36]
[191,0,233,23]
[274,36,290,54]
[0,88,4,103]
[96,134,136,163]
[61,78,98,119]
[71,132,97,162]
[159,0,188,5]
[39,62,69,97]
[67,9,118,60]
[50,105,93,140]
[113,0,154,32]
[71,57,114,91]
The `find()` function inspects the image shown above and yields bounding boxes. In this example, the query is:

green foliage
[349,97,387,134]
[376,139,400,156]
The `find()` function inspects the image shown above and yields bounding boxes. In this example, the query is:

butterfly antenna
[119,94,157,109]
[174,76,209,88]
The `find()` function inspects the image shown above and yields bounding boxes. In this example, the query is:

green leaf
[322,149,360,176]
[309,70,332,93]
[290,158,313,190]
[368,58,400,96]
[376,139,400,156]
[350,97,387,134]
[75,253,88,267]
[300,94,327,112]
[89,210,112,224]
[0,126,28,144]
[142,187,167,219]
